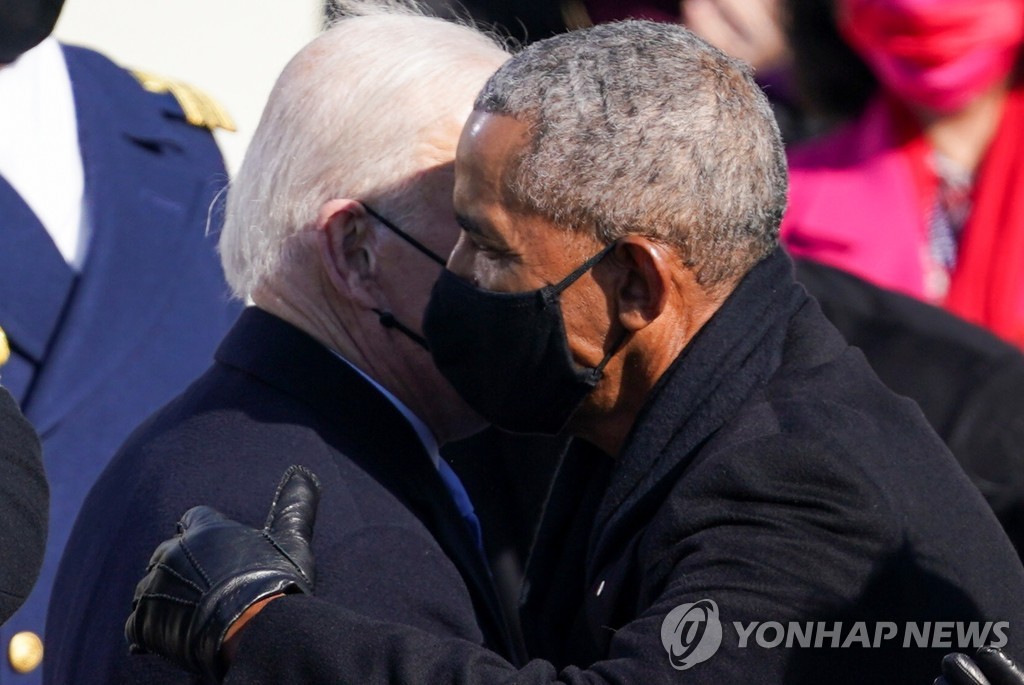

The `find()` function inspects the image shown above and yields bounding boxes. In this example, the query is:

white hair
[219,0,509,299]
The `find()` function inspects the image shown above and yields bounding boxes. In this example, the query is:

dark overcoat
[0,387,47,626]
[45,308,514,685]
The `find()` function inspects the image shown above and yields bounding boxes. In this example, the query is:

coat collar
[213,307,431,461]
[215,307,517,659]
[586,248,811,573]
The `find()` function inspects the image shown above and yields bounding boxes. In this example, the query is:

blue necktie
[437,459,486,558]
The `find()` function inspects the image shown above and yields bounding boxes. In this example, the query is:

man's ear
[315,199,378,308]
[607,236,672,332]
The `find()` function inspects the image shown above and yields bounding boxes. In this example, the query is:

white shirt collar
[0,37,89,270]
[332,351,441,468]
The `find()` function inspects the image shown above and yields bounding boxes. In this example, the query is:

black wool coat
[227,248,1024,685]
[44,308,514,685]
[0,386,47,626]
[796,258,1024,556]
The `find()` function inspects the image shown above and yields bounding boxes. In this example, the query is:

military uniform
[0,40,239,682]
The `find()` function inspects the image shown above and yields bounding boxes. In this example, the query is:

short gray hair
[475,20,787,287]
[220,0,509,299]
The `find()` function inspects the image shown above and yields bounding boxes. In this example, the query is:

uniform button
[0,326,9,367]
[8,631,43,674]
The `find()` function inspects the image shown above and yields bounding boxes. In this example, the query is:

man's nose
[445,233,475,279]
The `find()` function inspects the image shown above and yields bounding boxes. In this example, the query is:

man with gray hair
[44,5,520,685]
[127,18,1024,685]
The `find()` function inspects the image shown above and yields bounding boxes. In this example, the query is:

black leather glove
[936,647,1024,685]
[125,465,320,683]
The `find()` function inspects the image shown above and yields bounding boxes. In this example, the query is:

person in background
[0,0,239,679]
[782,0,1024,348]
[795,258,1024,557]
[677,0,815,143]
[45,5,519,684]
[411,0,811,143]
[679,0,785,73]
[0,386,47,629]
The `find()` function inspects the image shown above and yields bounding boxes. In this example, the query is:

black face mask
[0,0,65,64]
[423,243,622,435]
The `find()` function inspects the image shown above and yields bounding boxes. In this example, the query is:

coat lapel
[585,249,808,578]
[0,176,76,402]
[519,441,611,663]
[216,308,516,659]
[24,46,221,433]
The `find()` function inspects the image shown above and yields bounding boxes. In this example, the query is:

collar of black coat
[213,306,517,659]
[586,246,810,566]
[213,307,427,456]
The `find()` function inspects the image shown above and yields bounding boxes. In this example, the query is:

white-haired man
[126,18,1024,685]
[44,6,518,684]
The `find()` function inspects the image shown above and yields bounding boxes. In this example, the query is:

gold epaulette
[131,70,237,132]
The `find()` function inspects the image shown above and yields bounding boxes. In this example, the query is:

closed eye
[457,217,519,261]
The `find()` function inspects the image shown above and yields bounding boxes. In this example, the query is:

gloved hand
[125,465,320,683]
[936,647,1024,685]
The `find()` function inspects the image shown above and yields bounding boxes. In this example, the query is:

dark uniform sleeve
[0,386,48,625]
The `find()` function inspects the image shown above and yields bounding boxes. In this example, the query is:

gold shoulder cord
[131,70,237,132]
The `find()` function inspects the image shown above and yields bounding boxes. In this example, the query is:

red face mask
[838,0,1024,113]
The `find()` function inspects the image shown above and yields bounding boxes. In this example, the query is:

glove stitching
[264,464,301,529]
[137,592,199,607]
[152,562,206,595]
[261,530,313,589]
[262,464,321,530]
[179,537,213,588]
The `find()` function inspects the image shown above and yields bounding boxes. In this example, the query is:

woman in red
[782,0,1024,347]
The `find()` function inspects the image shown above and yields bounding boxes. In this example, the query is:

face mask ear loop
[542,242,618,306]
[372,308,431,351]
[362,203,448,267]
[590,326,631,382]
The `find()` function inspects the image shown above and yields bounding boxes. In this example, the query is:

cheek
[560,284,615,364]
[398,272,439,325]
[473,258,520,292]
[448,238,527,293]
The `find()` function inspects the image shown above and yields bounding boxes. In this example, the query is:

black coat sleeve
[0,386,48,625]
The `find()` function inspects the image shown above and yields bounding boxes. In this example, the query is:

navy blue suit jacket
[0,44,239,682]
[45,307,514,684]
